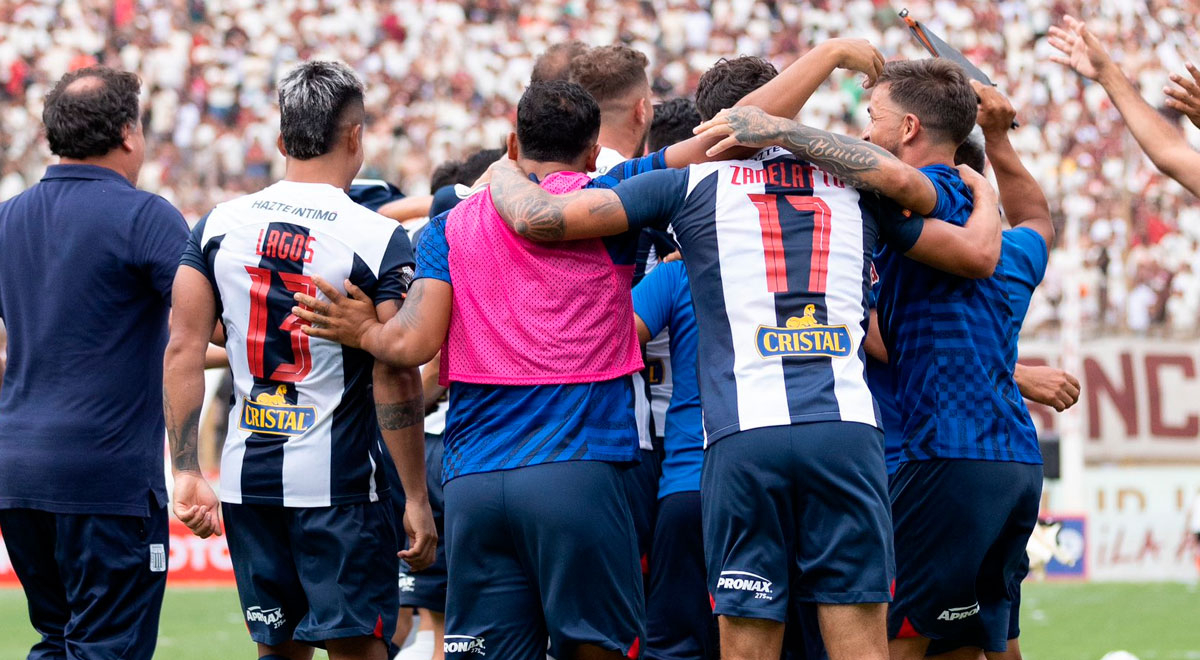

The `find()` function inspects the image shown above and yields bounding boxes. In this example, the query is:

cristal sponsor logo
[239,385,316,436]
[398,574,416,592]
[937,603,981,621]
[755,306,851,359]
[444,635,486,655]
[245,606,286,629]
[717,570,774,600]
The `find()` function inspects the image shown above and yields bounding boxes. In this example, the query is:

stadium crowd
[1,0,1199,336]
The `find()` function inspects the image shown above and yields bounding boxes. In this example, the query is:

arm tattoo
[376,398,424,430]
[489,164,567,241]
[164,387,203,473]
[724,107,897,195]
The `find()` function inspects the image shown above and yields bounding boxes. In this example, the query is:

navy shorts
[398,432,447,612]
[443,461,644,660]
[702,422,893,622]
[223,500,399,646]
[645,490,717,660]
[888,459,1042,653]
[623,447,663,560]
[0,501,168,660]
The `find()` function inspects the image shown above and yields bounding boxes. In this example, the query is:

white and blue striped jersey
[613,147,924,445]
[181,181,415,506]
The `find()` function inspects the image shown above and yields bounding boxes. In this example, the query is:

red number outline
[748,194,832,294]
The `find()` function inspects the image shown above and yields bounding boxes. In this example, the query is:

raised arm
[694,106,940,214]
[163,265,222,539]
[664,38,884,167]
[972,81,1054,248]
[371,299,437,571]
[293,276,451,368]
[1050,15,1200,196]
[486,157,632,241]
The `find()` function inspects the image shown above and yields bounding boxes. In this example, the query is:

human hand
[1165,62,1200,129]
[1048,15,1116,83]
[173,472,222,538]
[399,499,438,571]
[955,163,996,203]
[292,277,379,350]
[972,80,1016,136]
[693,106,795,157]
[825,38,885,89]
[1015,364,1081,412]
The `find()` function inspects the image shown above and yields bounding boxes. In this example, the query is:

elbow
[964,251,999,279]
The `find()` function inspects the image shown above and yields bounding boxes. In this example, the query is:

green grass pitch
[0,582,1197,659]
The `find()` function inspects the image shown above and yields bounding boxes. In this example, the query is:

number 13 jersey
[611,147,925,445]
[181,180,415,507]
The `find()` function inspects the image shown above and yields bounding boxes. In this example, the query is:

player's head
[570,45,653,153]
[430,159,463,193]
[531,40,589,83]
[459,147,507,185]
[862,59,976,160]
[276,61,366,181]
[509,81,601,172]
[42,66,145,183]
[695,56,778,121]
[648,98,702,152]
[954,133,986,174]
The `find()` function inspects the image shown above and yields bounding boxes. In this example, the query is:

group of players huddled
[32,10,1200,660]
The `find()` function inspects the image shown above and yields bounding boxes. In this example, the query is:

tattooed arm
[294,276,452,368]
[163,265,223,538]
[486,158,632,241]
[372,299,437,571]
[695,106,941,214]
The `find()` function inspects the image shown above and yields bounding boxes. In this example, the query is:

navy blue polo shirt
[0,164,188,516]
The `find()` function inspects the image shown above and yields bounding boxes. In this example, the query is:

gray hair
[277,61,364,160]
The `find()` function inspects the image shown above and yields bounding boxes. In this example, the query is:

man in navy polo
[0,66,188,660]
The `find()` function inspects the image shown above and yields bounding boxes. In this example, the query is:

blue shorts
[223,500,399,646]
[398,433,447,612]
[0,501,168,660]
[443,461,643,659]
[888,459,1042,653]
[702,422,893,622]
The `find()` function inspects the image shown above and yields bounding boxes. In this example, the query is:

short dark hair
[569,45,650,106]
[877,59,977,146]
[695,57,777,121]
[954,135,986,174]
[459,147,506,185]
[277,61,365,160]
[516,81,600,163]
[42,67,141,159]
[531,40,589,83]
[429,160,463,193]
[648,98,702,152]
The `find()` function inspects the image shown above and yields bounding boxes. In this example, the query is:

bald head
[531,41,588,83]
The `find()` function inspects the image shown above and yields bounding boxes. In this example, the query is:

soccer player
[0,66,189,660]
[702,61,1049,659]
[1050,14,1200,197]
[163,61,436,660]
[483,57,1004,660]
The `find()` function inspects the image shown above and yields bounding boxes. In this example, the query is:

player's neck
[597,124,642,159]
[283,158,354,192]
[517,158,586,180]
[58,155,137,185]
[896,141,956,170]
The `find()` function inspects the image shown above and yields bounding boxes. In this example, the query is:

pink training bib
[440,170,643,386]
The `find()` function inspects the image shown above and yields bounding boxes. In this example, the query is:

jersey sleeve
[135,195,189,301]
[632,260,682,337]
[1001,226,1049,289]
[414,211,452,284]
[876,199,926,253]
[590,147,669,188]
[373,225,417,304]
[612,169,689,231]
[178,214,210,278]
[919,165,971,225]
[429,184,464,218]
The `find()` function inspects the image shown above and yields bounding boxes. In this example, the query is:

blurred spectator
[1,0,1199,336]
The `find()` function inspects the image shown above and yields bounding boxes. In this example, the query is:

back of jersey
[671,147,884,443]
[183,180,414,507]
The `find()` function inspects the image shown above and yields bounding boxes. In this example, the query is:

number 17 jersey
[181,180,415,507]
[612,147,925,445]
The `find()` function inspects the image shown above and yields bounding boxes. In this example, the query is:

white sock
[396,630,436,660]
